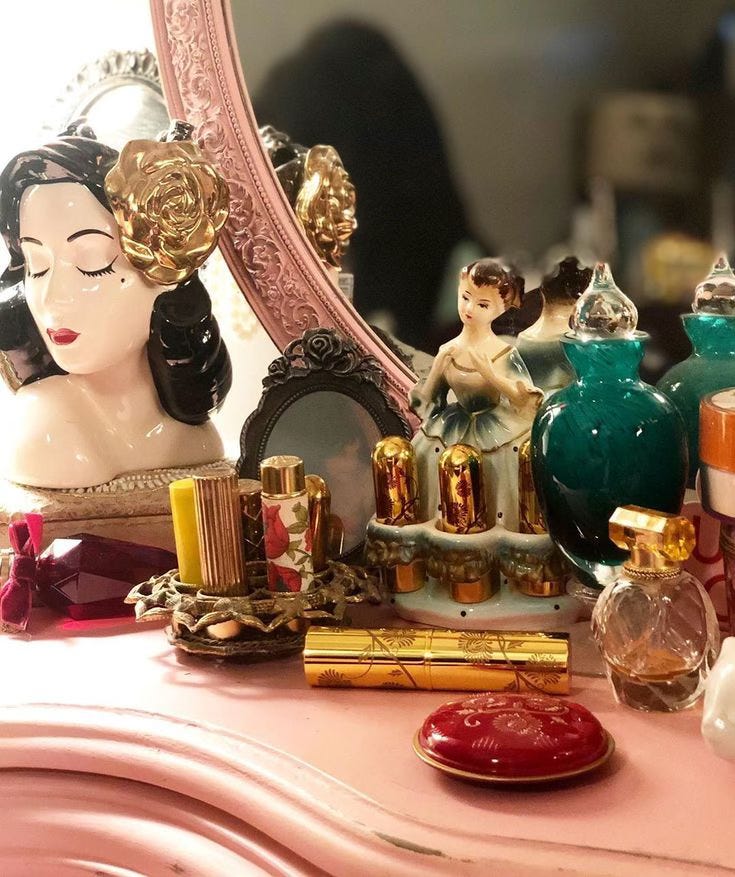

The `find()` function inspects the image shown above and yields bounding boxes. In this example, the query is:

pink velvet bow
[0,514,43,632]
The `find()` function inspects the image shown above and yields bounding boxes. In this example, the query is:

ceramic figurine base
[393,577,581,630]
[365,517,583,631]
[0,462,233,552]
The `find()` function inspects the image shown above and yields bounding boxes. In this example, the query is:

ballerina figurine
[410,259,542,530]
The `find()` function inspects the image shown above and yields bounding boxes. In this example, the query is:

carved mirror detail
[151,0,416,420]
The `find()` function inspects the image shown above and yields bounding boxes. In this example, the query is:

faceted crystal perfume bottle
[531,263,688,590]
[658,254,735,486]
[592,506,719,712]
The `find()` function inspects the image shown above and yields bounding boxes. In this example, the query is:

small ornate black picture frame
[238,328,411,560]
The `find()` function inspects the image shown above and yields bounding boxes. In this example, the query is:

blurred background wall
[234,0,726,259]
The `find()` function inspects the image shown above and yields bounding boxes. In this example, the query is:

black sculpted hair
[0,131,231,424]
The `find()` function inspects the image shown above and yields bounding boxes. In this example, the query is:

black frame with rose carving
[238,328,411,562]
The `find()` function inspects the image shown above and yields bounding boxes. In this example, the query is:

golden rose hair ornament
[295,144,356,269]
[104,120,230,285]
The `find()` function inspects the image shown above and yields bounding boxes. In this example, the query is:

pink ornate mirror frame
[150,0,416,417]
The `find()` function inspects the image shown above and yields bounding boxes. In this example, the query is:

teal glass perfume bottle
[657,255,735,487]
[531,264,688,589]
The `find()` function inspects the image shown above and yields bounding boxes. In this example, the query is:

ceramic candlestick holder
[365,517,581,630]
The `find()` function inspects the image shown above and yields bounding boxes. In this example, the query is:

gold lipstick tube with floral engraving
[437,444,494,602]
[238,478,264,563]
[371,436,425,592]
[303,626,569,694]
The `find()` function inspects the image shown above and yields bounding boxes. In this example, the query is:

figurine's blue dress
[412,345,540,531]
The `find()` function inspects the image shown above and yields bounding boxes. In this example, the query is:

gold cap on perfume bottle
[306,474,331,572]
[438,444,488,534]
[518,439,546,535]
[372,436,420,524]
[238,478,264,562]
[193,471,247,595]
[609,505,695,574]
[304,627,570,694]
[260,455,305,497]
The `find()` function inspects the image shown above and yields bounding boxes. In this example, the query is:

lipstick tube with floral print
[260,455,314,592]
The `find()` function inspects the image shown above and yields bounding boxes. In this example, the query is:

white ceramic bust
[0,128,231,489]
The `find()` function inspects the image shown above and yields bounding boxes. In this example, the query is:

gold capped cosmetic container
[260,455,314,592]
[371,436,425,592]
[193,471,247,596]
[304,626,570,694]
[437,444,494,603]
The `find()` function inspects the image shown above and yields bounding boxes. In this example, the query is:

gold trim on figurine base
[412,730,615,784]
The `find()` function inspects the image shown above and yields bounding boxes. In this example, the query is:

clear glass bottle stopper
[693,254,735,315]
[570,262,638,339]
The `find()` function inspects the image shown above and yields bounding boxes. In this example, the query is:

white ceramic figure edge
[702,636,735,760]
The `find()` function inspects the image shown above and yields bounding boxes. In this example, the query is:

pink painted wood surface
[150,0,417,423]
[0,608,732,875]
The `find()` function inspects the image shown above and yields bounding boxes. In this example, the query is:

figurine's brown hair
[540,256,592,304]
[461,258,524,310]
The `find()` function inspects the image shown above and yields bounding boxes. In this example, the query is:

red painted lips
[47,328,80,346]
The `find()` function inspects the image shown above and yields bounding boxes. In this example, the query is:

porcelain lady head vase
[0,122,232,488]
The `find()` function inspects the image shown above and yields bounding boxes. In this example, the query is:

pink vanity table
[0,605,731,876]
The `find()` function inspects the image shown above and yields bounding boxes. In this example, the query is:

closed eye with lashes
[77,257,117,277]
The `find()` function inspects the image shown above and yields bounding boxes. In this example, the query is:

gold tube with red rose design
[303,627,569,693]
[437,444,495,603]
[371,437,425,592]
[260,455,314,592]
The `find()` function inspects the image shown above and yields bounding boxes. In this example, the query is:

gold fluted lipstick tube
[371,436,425,592]
[193,471,247,596]
[437,444,493,602]
[304,627,569,694]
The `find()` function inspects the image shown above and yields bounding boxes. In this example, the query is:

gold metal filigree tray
[126,561,382,660]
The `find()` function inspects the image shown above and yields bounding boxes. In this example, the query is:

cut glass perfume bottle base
[608,667,705,712]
